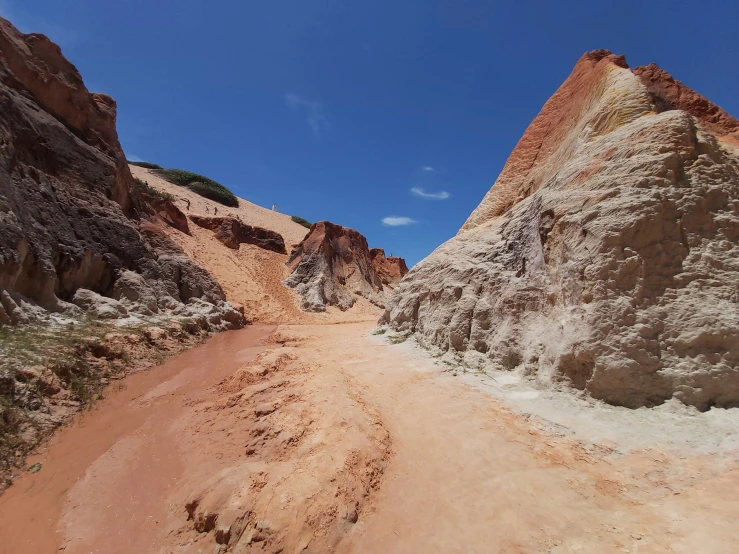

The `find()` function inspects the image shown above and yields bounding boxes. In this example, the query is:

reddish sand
[1,323,737,553]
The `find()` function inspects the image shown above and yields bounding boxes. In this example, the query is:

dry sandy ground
[1,322,737,553]
[131,165,380,325]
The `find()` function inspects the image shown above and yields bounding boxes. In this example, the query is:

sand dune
[130,165,381,324]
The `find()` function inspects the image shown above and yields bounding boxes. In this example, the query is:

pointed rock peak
[580,49,629,69]
[460,49,646,232]
[633,63,739,141]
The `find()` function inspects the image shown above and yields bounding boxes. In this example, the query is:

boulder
[381,50,739,410]
[71,288,128,319]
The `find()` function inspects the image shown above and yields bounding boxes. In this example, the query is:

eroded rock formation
[381,50,739,410]
[189,215,286,253]
[285,221,385,311]
[0,17,242,328]
[370,248,409,288]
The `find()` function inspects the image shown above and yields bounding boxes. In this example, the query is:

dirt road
[1,322,737,553]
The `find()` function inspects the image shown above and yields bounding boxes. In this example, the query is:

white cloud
[284,93,329,135]
[410,187,450,200]
[382,216,417,226]
[126,154,144,162]
[422,166,435,172]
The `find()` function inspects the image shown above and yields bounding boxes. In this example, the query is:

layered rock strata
[189,215,286,253]
[285,221,385,311]
[370,248,409,288]
[0,17,242,329]
[381,50,739,410]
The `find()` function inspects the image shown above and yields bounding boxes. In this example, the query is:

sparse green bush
[128,161,163,169]
[132,177,173,200]
[291,215,312,228]
[389,332,411,344]
[154,169,239,207]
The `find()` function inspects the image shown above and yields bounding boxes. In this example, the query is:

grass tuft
[128,161,163,169]
[388,333,411,344]
[133,177,174,200]
[291,216,312,229]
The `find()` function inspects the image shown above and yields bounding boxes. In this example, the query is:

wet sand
[0,324,274,554]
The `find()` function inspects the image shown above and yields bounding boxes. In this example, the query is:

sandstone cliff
[285,221,386,311]
[381,50,739,410]
[0,17,241,329]
[370,248,409,288]
[0,17,249,474]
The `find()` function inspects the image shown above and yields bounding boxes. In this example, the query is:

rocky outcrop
[189,215,286,253]
[285,221,385,311]
[0,17,242,329]
[381,50,739,410]
[370,248,409,288]
[633,63,739,144]
[141,193,190,235]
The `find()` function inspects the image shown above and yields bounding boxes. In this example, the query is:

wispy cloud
[382,216,417,226]
[410,187,450,200]
[284,93,329,135]
[126,153,144,162]
[422,166,435,172]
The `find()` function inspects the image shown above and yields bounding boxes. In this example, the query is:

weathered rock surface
[285,221,385,311]
[141,193,190,235]
[370,248,409,288]
[381,50,739,410]
[633,63,739,144]
[189,215,286,253]
[0,17,242,330]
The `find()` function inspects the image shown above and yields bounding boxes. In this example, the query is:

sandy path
[1,323,737,552]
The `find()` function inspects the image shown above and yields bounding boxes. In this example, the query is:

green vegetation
[388,332,411,344]
[0,318,189,477]
[132,176,174,200]
[128,160,163,169]
[291,215,312,229]
[154,169,239,207]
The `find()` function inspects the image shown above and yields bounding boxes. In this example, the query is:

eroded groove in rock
[381,49,739,410]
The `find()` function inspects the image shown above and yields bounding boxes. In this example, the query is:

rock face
[285,221,384,311]
[381,50,739,410]
[370,248,409,288]
[189,215,286,253]
[0,17,243,329]
[142,193,190,235]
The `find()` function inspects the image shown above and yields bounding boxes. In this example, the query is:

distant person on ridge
[214,207,218,216]
[185,199,190,211]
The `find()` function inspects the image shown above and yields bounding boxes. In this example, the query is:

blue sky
[4,0,739,266]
